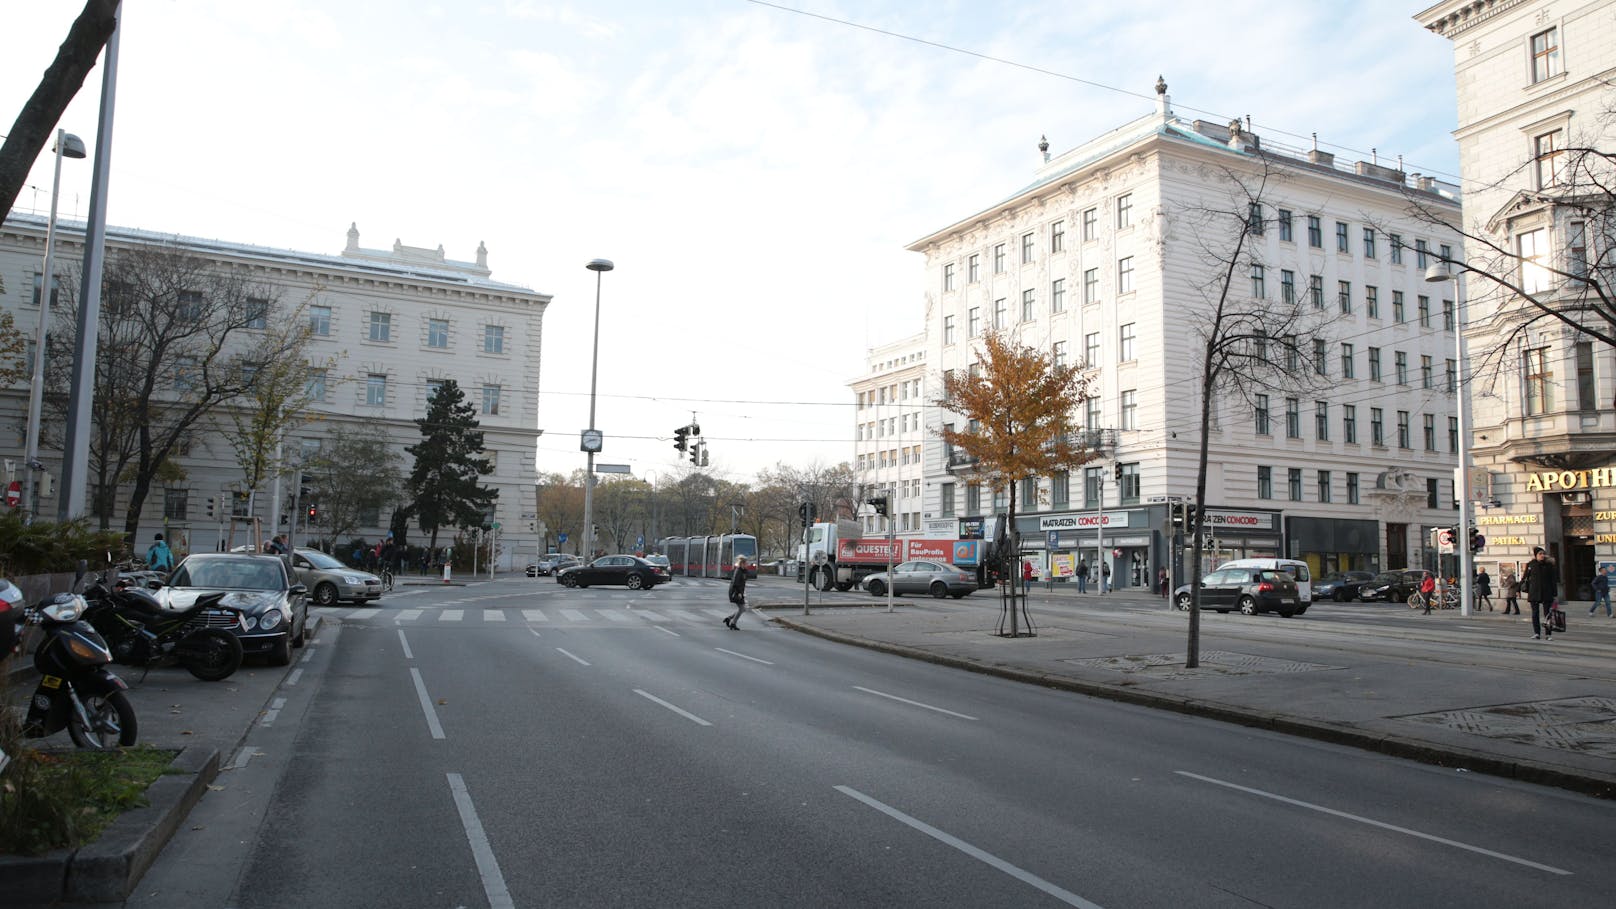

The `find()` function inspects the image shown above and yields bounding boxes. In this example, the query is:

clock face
[580,429,603,453]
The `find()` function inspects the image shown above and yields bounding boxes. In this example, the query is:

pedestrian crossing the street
[327,604,738,627]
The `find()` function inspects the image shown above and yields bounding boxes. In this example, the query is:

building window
[1420,355,1434,389]
[30,272,61,307]
[1371,407,1385,446]
[1423,413,1436,451]
[427,318,449,348]
[309,305,332,336]
[178,290,204,321]
[1281,270,1296,305]
[1344,404,1358,444]
[482,384,501,416]
[1336,221,1350,254]
[1395,351,1409,386]
[1288,468,1303,502]
[1117,193,1133,228]
[1082,207,1097,241]
[994,243,1006,273]
[1316,401,1329,441]
[1427,479,1441,511]
[1117,257,1134,294]
[1531,27,1561,83]
[1085,397,1101,430]
[1366,285,1379,319]
[1083,268,1099,304]
[1441,299,1455,332]
[1246,202,1264,235]
[173,356,198,394]
[368,311,392,342]
[1369,347,1382,382]
[1284,335,1299,371]
[1517,229,1549,294]
[943,263,956,292]
[965,308,979,337]
[943,315,956,345]
[966,483,981,515]
[1022,289,1036,321]
[1446,359,1457,393]
[1051,278,1065,313]
[1532,130,1566,188]
[1255,394,1271,435]
[1254,331,1269,363]
[1317,470,1332,503]
[1448,416,1459,453]
[365,373,387,406]
[1119,323,1136,362]
[1250,264,1266,299]
[163,488,189,521]
[1079,467,1101,508]
[941,482,955,517]
[968,254,979,283]
[1051,219,1065,253]
[1120,463,1140,504]
[1084,332,1100,368]
[1120,390,1137,430]
[1286,397,1301,439]
[1341,343,1355,378]
[1347,472,1360,504]
[245,297,268,330]
[1397,411,1411,449]
[1258,466,1273,500]
[1363,228,1377,260]
[994,298,1007,330]
[1052,471,1070,509]
[1307,215,1322,248]
[1313,338,1328,376]
[1390,234,1403,265]
[1523,346,1553,415]
[1577,341,1596,411]
[1278,209,1293,242]
[1052,340,1067,369]
[1338,280,1352,314]
[1021,232,1035,264]
[306,367,327,402]
[1309,274,1324,309]
[1415,239,1429,269]
[484,324,506,354]
[1392,291,1405,323]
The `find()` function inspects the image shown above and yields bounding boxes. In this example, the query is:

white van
[1215,558,1313,603]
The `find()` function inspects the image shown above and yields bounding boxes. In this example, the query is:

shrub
[0,512,128,577]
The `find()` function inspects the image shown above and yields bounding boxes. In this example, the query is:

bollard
[442,563,452,584]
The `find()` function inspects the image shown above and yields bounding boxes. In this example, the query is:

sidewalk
[757,580,1616,798]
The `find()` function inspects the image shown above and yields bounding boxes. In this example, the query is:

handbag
[1550,600,1567,633]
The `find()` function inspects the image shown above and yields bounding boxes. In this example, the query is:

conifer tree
[405,379,495,551]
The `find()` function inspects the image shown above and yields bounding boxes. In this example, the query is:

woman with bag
[724,556,750,630]
[1500,568,1521,615]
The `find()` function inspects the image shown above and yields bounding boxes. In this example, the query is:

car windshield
[299,550,345,570]
[174,559,284,591]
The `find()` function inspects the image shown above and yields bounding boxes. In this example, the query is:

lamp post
[22,129,87,522]
[579,258,614,562]
[1426,261,1471,618]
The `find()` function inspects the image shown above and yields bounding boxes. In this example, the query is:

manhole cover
[1399,697,1616,757]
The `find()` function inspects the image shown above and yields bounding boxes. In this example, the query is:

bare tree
[305,426,401,546]
[0,308,26,387]
[535,472,585,555]
[593,476,653,553]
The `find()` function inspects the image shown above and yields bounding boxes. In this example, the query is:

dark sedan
[1358,569,1434,603]
[1315,570,1377,602]
[1174,567,1305,617]
[556,555,670,590]
[160,553,309,665]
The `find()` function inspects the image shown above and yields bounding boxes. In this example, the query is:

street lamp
[22,129,87,521]
[580,258,614,562]
[1426,261,1471,618]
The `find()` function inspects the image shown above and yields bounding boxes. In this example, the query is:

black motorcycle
[82,581,244,682]
[4,585,138,749]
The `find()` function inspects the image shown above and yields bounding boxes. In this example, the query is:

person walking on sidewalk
[724,556,750,630]
[1475,567,1493,612]
[1590,565,1612,618]
[1075,560,1089,594]
[1500,568,1520,615]
[1523,547,1558,640]
[1158,567,1169,598]
[1419,572,1437,614]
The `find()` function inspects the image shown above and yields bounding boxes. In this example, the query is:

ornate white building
[903,86,1464,588]
[850,333,928,537]
[0,215,550,567]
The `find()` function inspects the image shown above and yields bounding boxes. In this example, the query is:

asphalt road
[125,576,1616,908]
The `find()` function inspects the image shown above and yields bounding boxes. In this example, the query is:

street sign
[558,532,568,543]
[594,463,632,474]
[492,522,500,530]
[636,535,645,550]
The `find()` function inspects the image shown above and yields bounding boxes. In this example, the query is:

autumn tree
[305,426,401,547]
[0,307,25,387]
[535,472,584,555]
[404,379,495,551]
[593,476,653,553]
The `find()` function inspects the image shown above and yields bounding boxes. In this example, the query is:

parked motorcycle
[82,581,245,682]
[4,584,138,749]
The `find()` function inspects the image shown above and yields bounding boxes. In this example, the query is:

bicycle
[380,567,395,593]
[1407,589,1460,610]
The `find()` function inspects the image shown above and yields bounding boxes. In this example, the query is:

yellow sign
[1598,534,1616,544]
[1050,553,1075,578]
[1492,536,1531,546]
[1525,469,1616,492]
[1477,514,1539,526]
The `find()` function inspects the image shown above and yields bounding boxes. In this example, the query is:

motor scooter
[4,579,138,749]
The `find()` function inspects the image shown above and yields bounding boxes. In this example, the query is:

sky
[2,1,1461,489]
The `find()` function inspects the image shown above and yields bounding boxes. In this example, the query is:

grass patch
[0,744,177,856]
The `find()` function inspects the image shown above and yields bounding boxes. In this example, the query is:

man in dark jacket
[1522,546,1559,640]
[724,556,750,629]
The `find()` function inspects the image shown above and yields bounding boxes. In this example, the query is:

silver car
[292,548,383,606]
[862,560,976,599]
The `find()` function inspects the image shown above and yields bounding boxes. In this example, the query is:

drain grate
[1399,697,1616,758]
[1064,650,1339,679]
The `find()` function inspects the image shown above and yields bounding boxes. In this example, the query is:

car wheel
[313,582,338,607]
[267,634,293,666]
[930,581,949,599]
[562,575,578,588]
[1238,596,1258,616]
[868,579,886,598]
[1175,592,1192,611]
[626,574,645,590]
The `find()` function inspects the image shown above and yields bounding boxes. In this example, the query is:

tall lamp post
[22,129,87,521]
[579,258,614,562]
[1427,261,1471,617]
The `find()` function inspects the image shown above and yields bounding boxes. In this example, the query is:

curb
[766,612,1616,801]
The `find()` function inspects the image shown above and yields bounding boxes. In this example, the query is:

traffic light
[205,497,215,518]
[870,496,889,516]
[700,448,709,468]
[1114,462,1123,481]
[689,423,700,437]
[1171,505,1184,529]
[1471,529,1486,552]
[307,504,318,521]
[689,440,701,465]
[798,502,817,526]
[1185,505,1198,530]
[674,426,689,453]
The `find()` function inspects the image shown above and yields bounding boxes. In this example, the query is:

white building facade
[0,215,550,568]
[851,333,929,537]
[1419,0,1616,599]
[906,88,1464,589]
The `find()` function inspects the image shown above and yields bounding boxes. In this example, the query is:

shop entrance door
[1386,524,1408,569]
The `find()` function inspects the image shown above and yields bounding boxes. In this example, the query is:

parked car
[1358,569,1434,603]
[861,560,976,599]
[556,555,671,590]
[291,548,382,606]
[1174,567,1305,617]
[1314,570,1377,602]
[643,554,671,570]
[528,554,581,577]
[159,553,309,665]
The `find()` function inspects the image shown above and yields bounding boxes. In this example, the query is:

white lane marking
[1174,772,1573,876]
[637,609,669,622]
[398,629,414,659]
[715,647,774,665]
[852,686,978,721]
[634,689,712,726]
[300,645,318,664]
[229,746,260,770]
[260,697,288,727]
[555,648,591,666]
[446,773,515,909]
[836,786,1103,908]
[655,625,680,637]
[285,668,303,687]
[522,609,548,622]
[409,667,447,740]
[441,609,464,622]
[396,608,422,622]
[528,628,543,639]
[560,608,589,622]
[597,609,631,623]
[484,610,507,622]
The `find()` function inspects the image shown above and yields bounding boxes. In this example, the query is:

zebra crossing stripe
[598,610,631,623]
[396,609,422,622]
[522,609,548,622]
[560,609,588,622]
[484,610,506,621]
[441,610,464,622]
[637,610,668,622]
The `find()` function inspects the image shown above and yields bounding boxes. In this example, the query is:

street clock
[580,429,603,453]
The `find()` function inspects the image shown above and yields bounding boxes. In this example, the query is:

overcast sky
[3,1,1460,487]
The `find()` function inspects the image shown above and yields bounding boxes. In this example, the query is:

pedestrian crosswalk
[327,605,740,626]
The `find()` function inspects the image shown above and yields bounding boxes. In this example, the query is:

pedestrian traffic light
[870,496,889,516]
[1171,505,1184,529]
[674,426,689,453]
[1471,531,1486,553]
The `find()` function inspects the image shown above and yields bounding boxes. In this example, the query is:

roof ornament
[1038,134,1050,163]
[1154,76,1171,120]
[1155,75,1167,96]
